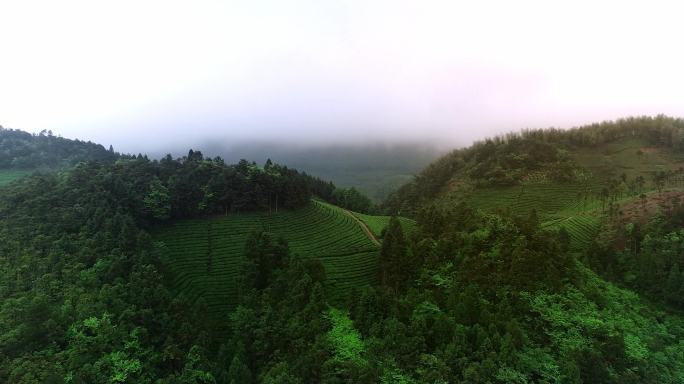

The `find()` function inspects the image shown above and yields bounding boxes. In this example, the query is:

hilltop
[0,126,119,169]
[0,126,120,185]
[385,116,684,247]
[387,115,684,213]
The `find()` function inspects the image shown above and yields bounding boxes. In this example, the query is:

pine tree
[227,343,253,384]
[244,231,289,289]
[665,264,682,306]
[143,177,171,220]
[378,216,407,290]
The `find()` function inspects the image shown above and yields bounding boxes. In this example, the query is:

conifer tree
[378,216,407,290]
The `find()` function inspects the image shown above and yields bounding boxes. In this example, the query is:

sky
[1,0,684,154]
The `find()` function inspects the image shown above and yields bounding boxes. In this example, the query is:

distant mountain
[161,141,445,202]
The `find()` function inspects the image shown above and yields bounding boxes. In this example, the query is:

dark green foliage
[0,164,216,382]
[227,343,253,384]
[230,246,332,382]
[144,176,172,220]
[0,127,119,168]
[154,201,378,316]
[4,119,684,383]
[377,216,415,291]
[243,231,289,289]
[82,152,333,222]
[467,137,570,186]
[603,206,684,309]
[423,208,575,293]
[331,186,374,213]
[0,145,337,382]
[342,205,684,383]
[164,154,315,218]
[416,200,478,238]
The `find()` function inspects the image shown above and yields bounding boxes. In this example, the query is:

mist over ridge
[4,1,684,157]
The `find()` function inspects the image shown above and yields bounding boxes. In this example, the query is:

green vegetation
[465,181,604,249]
[6,117,684,383]
[0,145,345,382]
[0,126,118,168]
[572,136,684,180]
[0,169,31,185]
[0,165,206,383]
[387,116,684,252]
[326,308,366,366]
[154,201,379,315]
[545,215,601,250]
[523,263,684,383]
[353,212,417,239]
[0,127,120,189]
[217,142,441,202]
[331,186,374,213]
[386,115,684,215]
[467,180,601,215]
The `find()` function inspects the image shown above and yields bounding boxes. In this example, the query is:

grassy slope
[352,212,417,239]
[0,170,31,186]
[154,201,386,317]
[454,137,684,250]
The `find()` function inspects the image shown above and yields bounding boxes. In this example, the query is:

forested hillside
[0,148,344,382]
[385,115,684,215]
[371,115,684,382]
[0,127,119,169]
[4,117,684,383]
[0,126,121,186]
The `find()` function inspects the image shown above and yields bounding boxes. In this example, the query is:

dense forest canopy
[0,126,376,214]
[3,116,684,382]
[0,127,119,168]
[0,146,339,382]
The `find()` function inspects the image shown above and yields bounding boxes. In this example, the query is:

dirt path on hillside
[312,199,382,247]
[341,209,381,247]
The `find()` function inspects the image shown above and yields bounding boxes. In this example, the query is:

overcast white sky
[1,0,683,153]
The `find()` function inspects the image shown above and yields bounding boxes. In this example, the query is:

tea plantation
[153,200,393,317]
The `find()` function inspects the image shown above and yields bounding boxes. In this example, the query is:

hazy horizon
[2,1,684,154]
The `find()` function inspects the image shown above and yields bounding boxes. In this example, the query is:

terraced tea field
[541,215,601,250]
[468,180,604,216]
[463,138,684,250]
[352,212,417,239]
[153,201,381,317]
[467,180,606,250]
